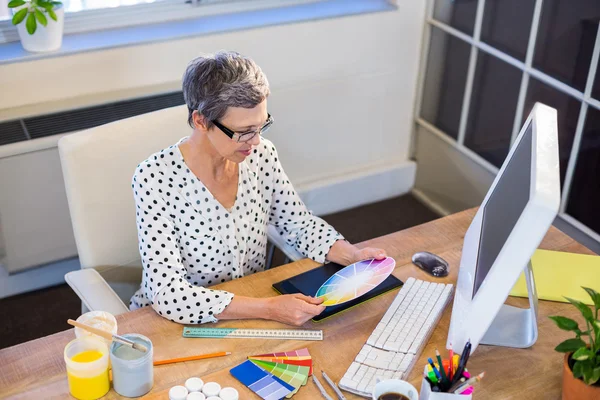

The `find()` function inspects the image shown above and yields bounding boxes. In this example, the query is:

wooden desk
[0,209,595,399]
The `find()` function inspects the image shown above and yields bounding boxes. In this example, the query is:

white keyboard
[339,278,454,398]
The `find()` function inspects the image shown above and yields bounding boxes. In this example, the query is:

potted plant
[8,0,64,53]
[550,287,600,400]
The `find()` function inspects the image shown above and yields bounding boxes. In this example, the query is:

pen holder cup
[419,367,472,400]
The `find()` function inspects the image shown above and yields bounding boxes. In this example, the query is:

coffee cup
[372,378,419,400]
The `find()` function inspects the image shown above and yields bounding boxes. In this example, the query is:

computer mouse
[412,251,449,277]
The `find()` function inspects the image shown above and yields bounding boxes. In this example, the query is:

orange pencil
[154,351,231,366]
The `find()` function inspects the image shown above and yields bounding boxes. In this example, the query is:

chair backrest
[59,105,191,269]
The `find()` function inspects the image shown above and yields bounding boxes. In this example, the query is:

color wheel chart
[315,257,396,306]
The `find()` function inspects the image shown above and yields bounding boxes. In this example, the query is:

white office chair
[58,105,303,316]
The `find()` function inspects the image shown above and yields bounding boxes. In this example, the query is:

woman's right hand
[266,294,326,326]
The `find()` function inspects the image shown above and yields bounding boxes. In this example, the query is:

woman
[130,51,387,326]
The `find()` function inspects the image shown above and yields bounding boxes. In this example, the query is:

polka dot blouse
[129,137,344,324]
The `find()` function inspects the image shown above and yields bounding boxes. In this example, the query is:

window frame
[414,0,600,242]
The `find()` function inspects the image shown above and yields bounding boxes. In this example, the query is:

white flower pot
[14,5,64,53]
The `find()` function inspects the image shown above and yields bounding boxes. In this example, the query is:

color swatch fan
[230,348,313,399]
[316,257,396,306]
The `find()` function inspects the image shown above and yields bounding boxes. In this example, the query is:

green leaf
[11,8,28,25]
[572,347,594,361]
[555,338,587,353]
[26,12,36,34]
[565,297,594,322]
[573,361,584,378]
[47,8,57,21]
[582,287,600,311]
[588,367,600,386]
[51,1,62,5]
[549,316,580,331]
[582,362,594,385]
[7,0,26,8]
[34,9,47,27]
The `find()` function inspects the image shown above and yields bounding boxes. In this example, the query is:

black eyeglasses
[212,114,274,143]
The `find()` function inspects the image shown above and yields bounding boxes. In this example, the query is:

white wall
[0,3,427,288]
[1,5,426,179]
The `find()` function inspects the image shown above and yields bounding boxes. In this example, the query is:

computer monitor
[447,103,560,354]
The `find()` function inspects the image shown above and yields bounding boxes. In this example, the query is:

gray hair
[182,51,270,128]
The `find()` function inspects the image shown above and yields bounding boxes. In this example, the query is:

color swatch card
[316,257,396,306]
[230,360,294,400]
[253,348,311,358]
[252,360,310,396]
[231,348,313,399]
[250,348,313,374]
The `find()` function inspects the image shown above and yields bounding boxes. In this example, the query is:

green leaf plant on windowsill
[550,287,600,400]
[8,0,64,52]
[9,0,61,34]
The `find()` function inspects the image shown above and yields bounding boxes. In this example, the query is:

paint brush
[67,319,148,353]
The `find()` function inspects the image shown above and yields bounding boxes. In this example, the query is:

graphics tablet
[272,261,403,322]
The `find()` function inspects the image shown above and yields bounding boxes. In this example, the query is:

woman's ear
[192,110,209,131]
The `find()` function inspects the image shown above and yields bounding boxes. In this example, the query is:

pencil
[153,351,231,366]
[447,377,465,393]
[452,372,485,394]
[321,370,346,400]
[312,374,334,400]
[435,349,448,389]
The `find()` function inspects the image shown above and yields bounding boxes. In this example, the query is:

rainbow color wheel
[315,257,396,306]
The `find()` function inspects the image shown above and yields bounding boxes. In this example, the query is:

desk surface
[0,208,595,399]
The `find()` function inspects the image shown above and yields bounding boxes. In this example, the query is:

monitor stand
[480,260,539,348]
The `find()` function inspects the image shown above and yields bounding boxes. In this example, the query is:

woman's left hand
[350,247,387,264]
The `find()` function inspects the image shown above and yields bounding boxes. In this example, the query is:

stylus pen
[452,340,472,386]
[313,374,334,400]
[321,370,347,400]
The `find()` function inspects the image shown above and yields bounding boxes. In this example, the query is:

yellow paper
[510,249,600,305]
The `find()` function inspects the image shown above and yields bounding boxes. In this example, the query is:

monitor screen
[472,122,533,297]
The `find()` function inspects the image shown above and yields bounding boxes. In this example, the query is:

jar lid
[185,377,204,392]
[219,387,239,400]
[201,382,221,397]
[169,385,189,400]
[186,392,206,400]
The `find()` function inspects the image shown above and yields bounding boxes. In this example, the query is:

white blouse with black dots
[129,137,344,324]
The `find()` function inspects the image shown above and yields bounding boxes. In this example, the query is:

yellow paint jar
[64,337,110,400]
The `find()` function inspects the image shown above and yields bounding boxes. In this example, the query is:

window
[567,106,600,234]
[0,0,170,21]
[480,0,535,61]
[420,26,471,140]
[418,0,600,240]
[534,0,599,92]
[432,0,477,36]
[0,0,316,42]
[464,53,522,167]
